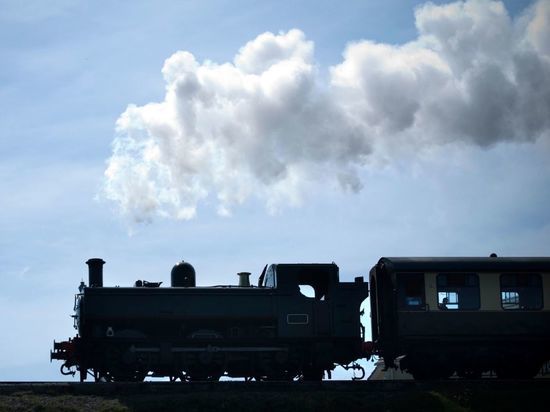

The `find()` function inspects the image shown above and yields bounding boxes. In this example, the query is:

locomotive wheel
[302,367,324,381]
[457,368,481,379]
[188,375,221,381]
[103,369,147,382]
[261,371,295,381]
[169,372,187,382]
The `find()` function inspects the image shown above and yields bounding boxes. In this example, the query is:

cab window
[264,266,276,288]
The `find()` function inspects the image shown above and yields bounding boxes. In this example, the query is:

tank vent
[86,258,105,287]
[171,261,196,287]
[237,272,251,287]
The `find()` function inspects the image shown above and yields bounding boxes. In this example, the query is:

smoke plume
[104,0,550,221]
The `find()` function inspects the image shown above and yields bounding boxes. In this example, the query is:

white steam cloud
[104,0,550,221]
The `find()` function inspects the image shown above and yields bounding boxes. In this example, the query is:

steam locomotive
[51,259,369,382]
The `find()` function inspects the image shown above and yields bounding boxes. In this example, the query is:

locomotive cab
[264,263,338,297]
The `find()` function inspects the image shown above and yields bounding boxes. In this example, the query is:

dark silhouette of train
[370,257,550,379]
[51,259,368,382]
[52,256,550,381]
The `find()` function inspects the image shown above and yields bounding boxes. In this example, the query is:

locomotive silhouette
[52,259,368,381]
[52,256,550,381]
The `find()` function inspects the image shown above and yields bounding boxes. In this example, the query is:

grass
[0,384,548,412]
[0,392,127,412]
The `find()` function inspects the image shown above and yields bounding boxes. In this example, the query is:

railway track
[1,379,549,394]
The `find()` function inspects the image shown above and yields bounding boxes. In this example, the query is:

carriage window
[436,273,479,310]
[438,291,459,310]
[397,273,425,310]
[500,273,542,310]
[501,291,520,309]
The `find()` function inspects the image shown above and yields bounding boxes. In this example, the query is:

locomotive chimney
[86,258,105,287]
[237,272,251,287]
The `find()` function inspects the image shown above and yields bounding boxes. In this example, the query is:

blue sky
[0,0,548,380]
